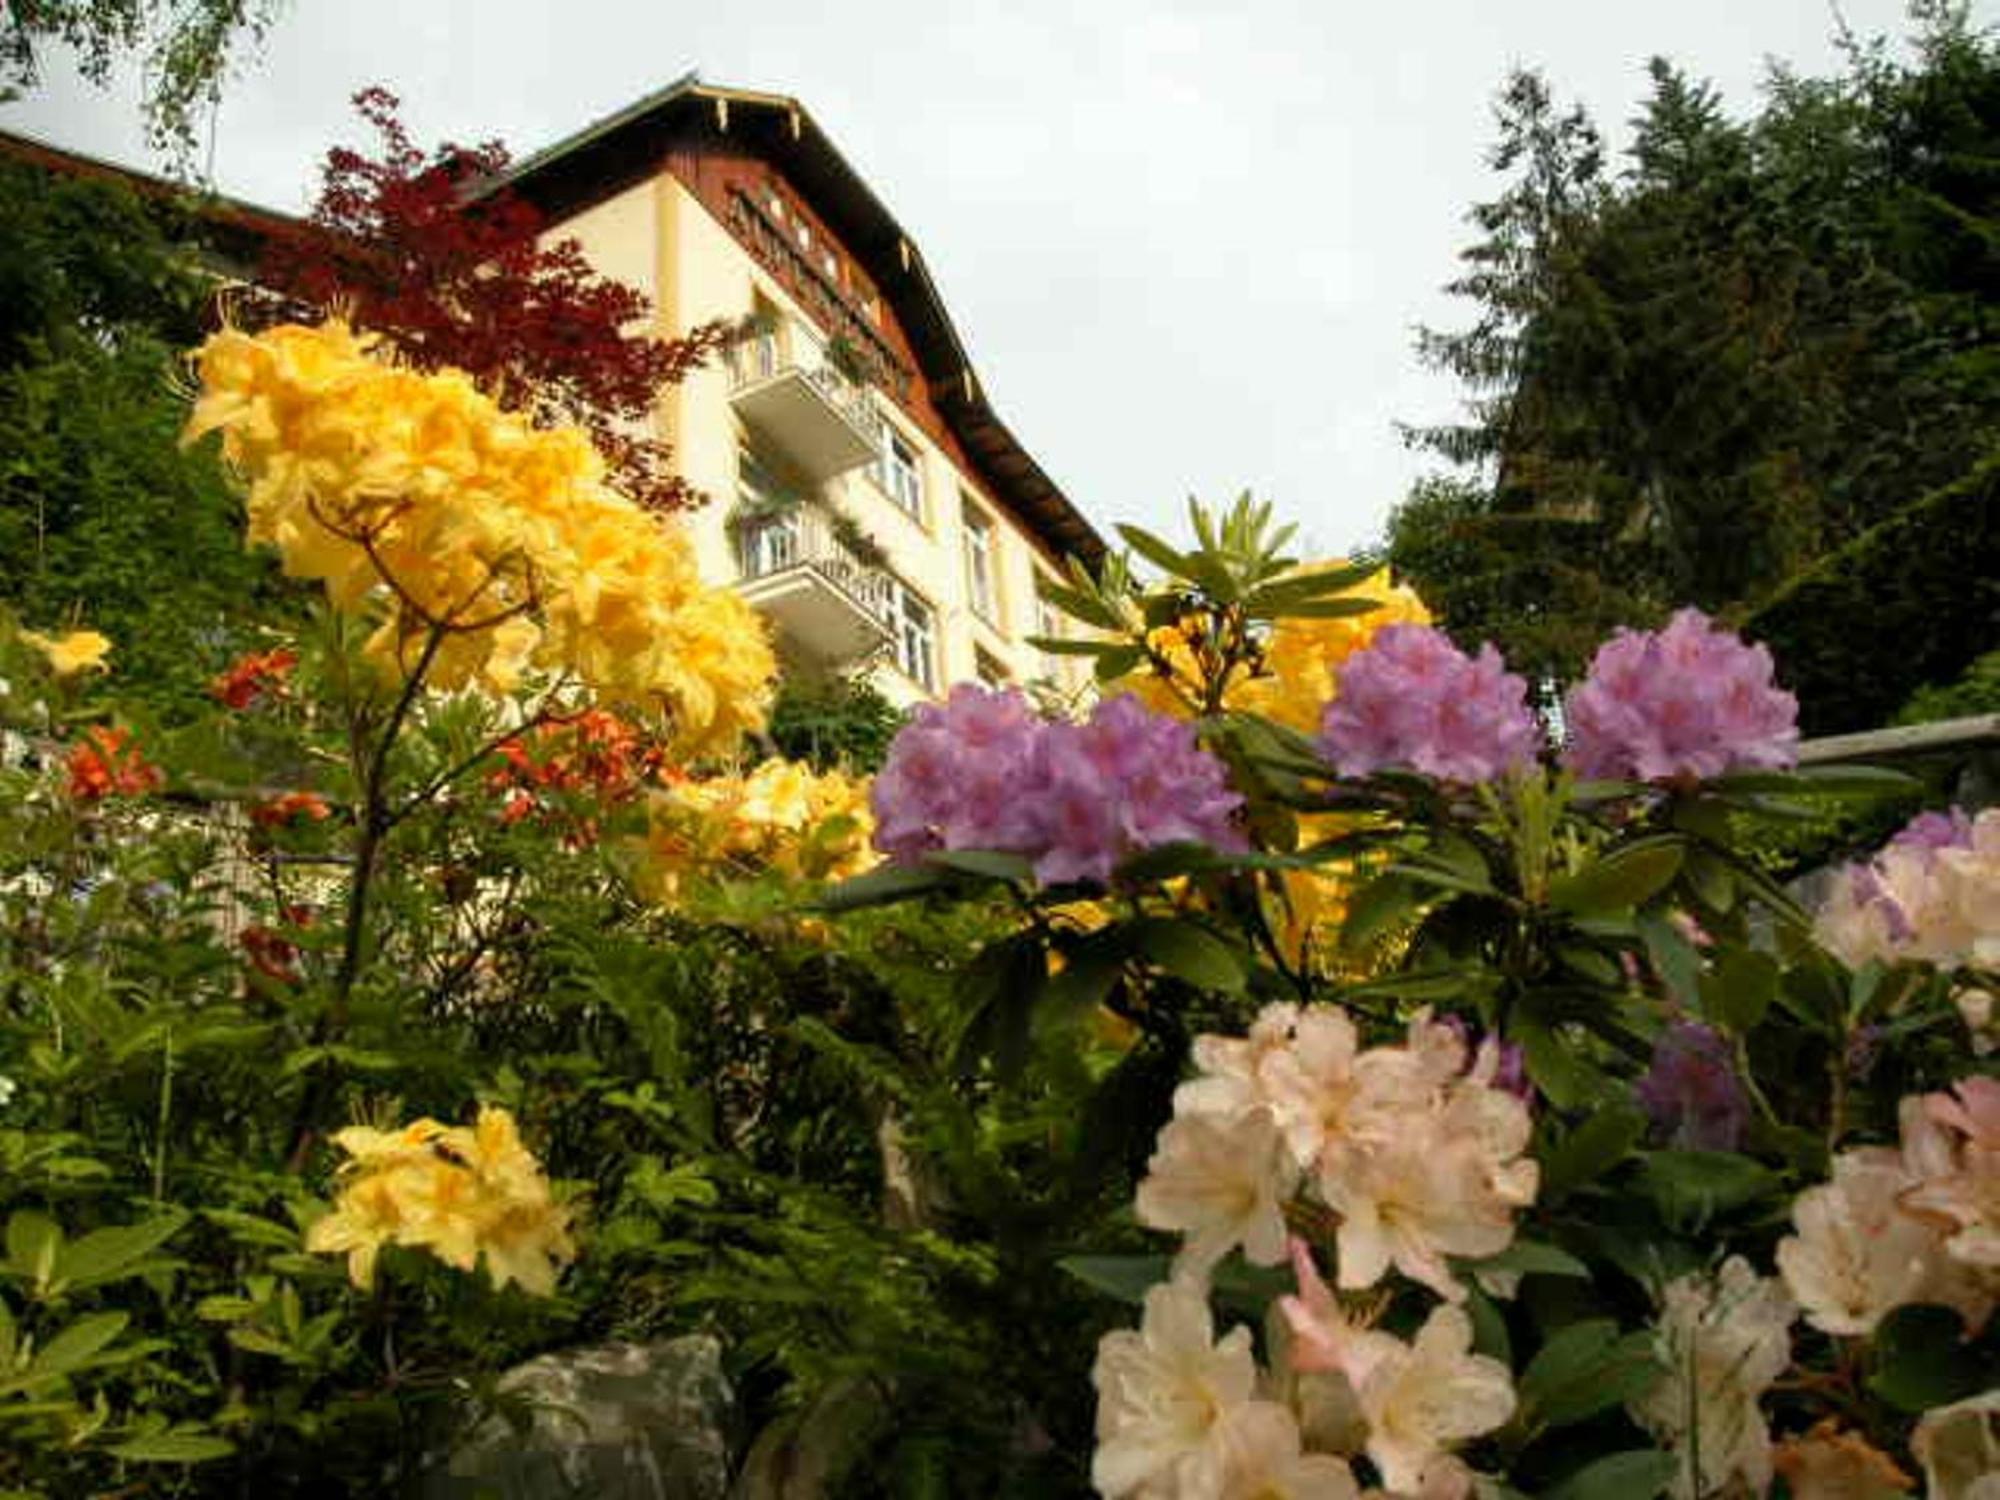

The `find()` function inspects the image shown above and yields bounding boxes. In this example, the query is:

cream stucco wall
[548,171,1088,709]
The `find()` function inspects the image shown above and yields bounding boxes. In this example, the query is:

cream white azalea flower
[1092,1277,1258,1499]
[1900,1077,2000,1280]
[1912,1388,2000,1500]
[1776,1148,1958,1336]
[1938,813,2000,968]
[1257,1004,1376,1169]
[1350,1304,1515,1496]
[1628,1257,1796,1500]
[1213,1399,1362,1500]
[1136,1106,1299,1276]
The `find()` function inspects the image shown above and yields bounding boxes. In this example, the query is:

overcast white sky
[4,0,1963,554]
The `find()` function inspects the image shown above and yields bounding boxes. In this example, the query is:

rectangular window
[975,648,1008,689]
[963,500,998,624]
[876,426,924,522]
[1036,590,1071,680]
[892,584,936,692]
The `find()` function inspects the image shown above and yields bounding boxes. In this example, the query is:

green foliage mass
[1390,5,2000,719]
[765,672,905,773]
[0,161,306,718]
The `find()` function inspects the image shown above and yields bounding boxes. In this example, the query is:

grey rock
[424,1335,732,1500]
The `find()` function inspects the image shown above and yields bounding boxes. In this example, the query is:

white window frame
[963,501,998,625]
[877,578,936,693]
[876,425,925,522]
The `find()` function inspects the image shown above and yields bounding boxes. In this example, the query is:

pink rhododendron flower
[1316,625,1540,784]
[1633,1021,1750,1151]
[1814,807,1997,971]
[870,688,1244,887]
[1561,608,1798,783]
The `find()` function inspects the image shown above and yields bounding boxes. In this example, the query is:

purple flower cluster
[1891,807,1974,854]
[1316,625,1541,784]
[1633,1020,1751,1151]
[1561,609,1798,783]
[870,687,1245,887]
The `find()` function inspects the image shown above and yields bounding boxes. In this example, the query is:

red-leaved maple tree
[257,87,728,512]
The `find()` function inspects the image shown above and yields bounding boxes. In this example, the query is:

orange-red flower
[211,647,299,710]
[65,726,163,802]
[250,790,333,828]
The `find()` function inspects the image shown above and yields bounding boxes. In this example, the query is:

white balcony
[728,325,882,483]
[734,504,895,665]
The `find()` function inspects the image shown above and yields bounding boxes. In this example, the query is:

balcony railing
[727,326,884,482]
[733,502,895,663]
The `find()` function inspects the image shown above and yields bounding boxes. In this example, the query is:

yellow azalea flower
[305,1104,576,1295]
[20,628,112,678]
[1116,563,1431,733]
[639,758,879,900]
[185,319,774,751]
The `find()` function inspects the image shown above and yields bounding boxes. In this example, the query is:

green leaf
[1094,644,1147,681]
[1541,1450,1677,1500]
[1512,1012,1599,1111]
[1129,918,1247,994]
[58,1213,186,1291]
[1636,1151,1780,1229]
[1112,841,1225,884]
[1519,1322,1663,1430]
[1541,1104,1647,1199]
[4,1212,60,1294]
[106,1431,235,1462]
[1027,634,1114,657]
[816,863,952,912]
[1116,523,1197,580]
[923,849,1034,884]
[1698,948,1779,1034]
[1467,1240,1590,1282]
[29,1311,128,1376]
[1039,580,1121,631]
[1058,1254,1167,1305]
[1339,872,1421,954]
[1270,595,1382,619]
[1549,838,1684,917]
[1867,1303,1992,1413]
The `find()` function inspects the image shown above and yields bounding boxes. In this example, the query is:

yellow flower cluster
[305,1105,575,1295]
[641,757,878,899]
[183,320,774,754]
[1121,564,1432,732]
[19,628,112,678]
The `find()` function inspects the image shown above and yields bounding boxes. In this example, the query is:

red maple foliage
[256,87,729,513]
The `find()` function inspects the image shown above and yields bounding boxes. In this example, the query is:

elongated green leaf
[1094,644,1147,681]
[1868,1303,1992,1413]
[816,863,953,912]
[1520,1322,1663,1429]
[107,1431,236,1462]
[4,1212,60,1293]
[30,1311,128,1376]
[1541,1104,1646,1199]
[1116,523,1196,580]
[1339,873,1422,954]
[1466,1240,1590,1282]
[924,849,1034,884]
[1273,595,1382,619]
[1026,634,1111,657]
[58,1213,186,1291]
[1549,839,1684,917]
[1698,948,1779,1034]
[1636,1151,1780,1228]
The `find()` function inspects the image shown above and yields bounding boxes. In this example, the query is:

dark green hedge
[1744,454,2000,737]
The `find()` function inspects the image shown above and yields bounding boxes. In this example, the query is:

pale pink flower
[1938,810,2000,969]
[1093,1277,1259,1498]
[1911,1388,2000,1500]
[1316,624,1541,784]
[1350,1304,1515,1495]
[1900,1076,2000,1278]
[1628,1257,1795,1500]
[1212,1400,1362,1500]
[1279,1238,1397,1386]
[1177,1003,1302,1121]
[1776,1148,1961,1336]
[1136,1107,1299,1275]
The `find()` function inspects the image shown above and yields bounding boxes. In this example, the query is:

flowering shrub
[834,497,1999,1499]
[642,755,878,895]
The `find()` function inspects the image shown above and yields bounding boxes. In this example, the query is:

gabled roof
[487,76,1106,566]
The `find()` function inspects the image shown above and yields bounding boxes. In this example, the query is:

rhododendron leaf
[1549,838,1684,917]
[1026,634,1111,657]
[1130,918,1247,994]
[28,1312,128,1377]
[1243,561,1379,614]
[1540,1449,1677,1500]
[1867,1304,1993,1413]
[1520,1322,1662,1430]
[1093,645,1146,682]
[1468,1240,1590,1281]
[1272,595,1384,619]
[1061,1253,1289,1311]
[1636,911,1701,1006]
[1540,1105,1647,1200]
[1697,948,1779,1033]
[106,1431,235,1463]
[1635,1150,1779,1228]
[953,934,1049,1079]
[1556,943,1623,987]
[1512,1011,1600,1109]
[1711,765,1916,800]
[1466,1284,1513,1363]
[57,1213,187,1292]
[5,1211,61,1295]
[1112,841,1225,884]
[1683,847,1736,914]
[1340,872,1423,954]
[1040,579,1120,632]
[816,864,953,912]
[1115,524,1197,581]
[923,850,1035,885]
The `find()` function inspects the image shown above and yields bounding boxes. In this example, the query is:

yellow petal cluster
[183,320,774,753]
[1120,564,1432,732]
[19,628,112,678]
[641,757,878,899]
[305,1105,576,1295]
